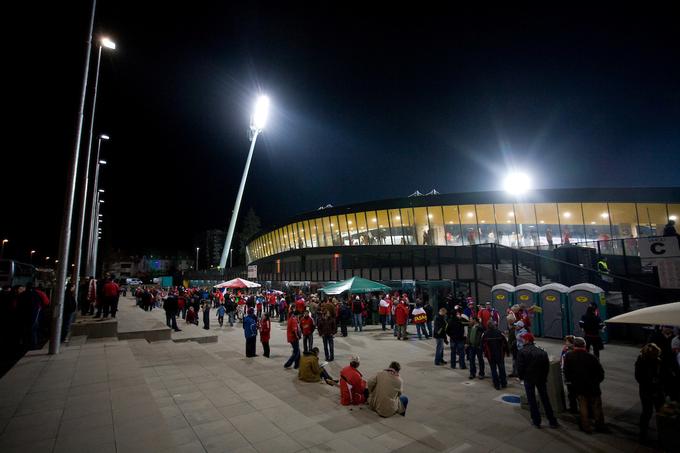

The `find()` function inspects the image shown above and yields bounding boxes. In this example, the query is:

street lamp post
[85,140,108,277]
[1,239,7,260]
[72,37,116,297]
[50,0,98,355]
[91,197,104,278]
[196,247,200,271]
[30,250,36,264]
[230,248,233,268]
[219,95,270,269]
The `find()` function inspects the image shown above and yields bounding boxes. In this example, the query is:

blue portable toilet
[538,283,569,339]
[514,283,542,336]
[567,283,608,342]
[491,283,515,332]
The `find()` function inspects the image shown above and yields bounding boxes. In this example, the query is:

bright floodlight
[101,37,116,50]
[252,95,270,130]
[99,160,107,165]
[503,172,531,195]
[100,134,110,140]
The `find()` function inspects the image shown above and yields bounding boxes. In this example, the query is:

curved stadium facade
[245,187,680,290]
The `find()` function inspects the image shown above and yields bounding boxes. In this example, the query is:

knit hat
[574,337,586,348]
[350,354,360,363]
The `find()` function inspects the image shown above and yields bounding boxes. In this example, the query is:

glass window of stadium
[427,206,446,245]
[346,213,358,245]
[365,211,379,245]
[637,203,668,236]
[414,207,430,245]
[494,204,518,247]
[389,209,404,245]
[514,203,538,247]
[475,204,495,244]
[288,224,298,249]
[322,217,335,246]
[442,205,463,245]
[313,219,325,247]
[669,204,680,234]
[534,203,559,248]
[608,203,638,238]
[356,212,369,245]
[303,220,314,247]
[558,203,585,244]
[294,222,305,248]
[337,215,350,245]
[582,203,612,242]
[328,216,342,246]
[461,204,480,244]
[400,208,416,245]
[376,210,392,245]
[280,227,290,251]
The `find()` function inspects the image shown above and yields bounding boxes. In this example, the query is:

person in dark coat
[243,308,258,357]
[446,308,467,370]
[61,284,78,343]
[163,294,181,332]
[579,303,604,359]
[563,337,606,434]
[317,311,337,362]
[518,333,559,428]
[482,321,509,389]
[635,343,664,443]
[433,307,448,365]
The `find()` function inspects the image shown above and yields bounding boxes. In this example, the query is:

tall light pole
[85,139,108,277]
[1,239,7,260]
[91,197,104,278]
[230,248,233,268]
[72,37,116,296]
[51,0,98,355]
[30,250,36,264]
[195,247,200,271]
[219,95,270,269]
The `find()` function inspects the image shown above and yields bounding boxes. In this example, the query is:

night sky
[3,3,679,263]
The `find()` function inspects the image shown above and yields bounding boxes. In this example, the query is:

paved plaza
[0,297,660,452]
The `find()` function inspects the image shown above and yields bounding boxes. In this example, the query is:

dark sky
[3,2,679,263]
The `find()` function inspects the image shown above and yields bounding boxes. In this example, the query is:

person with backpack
[518,333,559,429]
[243,307,258,357]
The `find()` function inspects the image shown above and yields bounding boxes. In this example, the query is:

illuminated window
[558,203,585,244]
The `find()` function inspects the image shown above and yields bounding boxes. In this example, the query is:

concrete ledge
[118,325,172,342]
[71,316,118,339]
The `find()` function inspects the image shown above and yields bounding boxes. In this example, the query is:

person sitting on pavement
[340,354,367,405]
[298,347,338,386]
[517,333,559,429]
[367,361,408,417]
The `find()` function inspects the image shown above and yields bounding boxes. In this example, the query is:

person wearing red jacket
[284,312,302,369]
[340,355,367,405]
[259,314,271,358]
[395,301,410,340]
[300,310,316,353]
[378,295,390,331]
[295,297,306,316]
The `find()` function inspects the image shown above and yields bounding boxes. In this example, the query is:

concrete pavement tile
[248,395,286,410]
[192,419,236,440]
[216,401,258,419]
[251,433,304,453]
[177,439,208,453]
[58,408,113,432]
[289,425,336,448]
[171,426,200,446]
[0,436,55,453]
[371,431,414,451]
[53,424,115,452]
[184,406,223,427]
[202,430,251,453]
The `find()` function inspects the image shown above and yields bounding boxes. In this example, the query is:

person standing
[579,303,604,359]
[301,310,316,353]
[367,361,408,417]
[635,343,664,443]
[317,310,337,362]
[466,317,485,379]
[482,321,509,390]
[424,302,434,338]
[379,295,390,331]
[202,302,211,330]
[163,294,181,332]
[338,302,352,337]
[433,307,448,366]
[351,296,364,332]
[446,307,467,370]
[216,303,226,327]
[563,337,606,434]
[61,283,78,343]
[518,333,559,429]
[394,300,410,341]
[412,303,429,339]
[243,307,258,357]
[259,313,271,358]
[284,311,302,369]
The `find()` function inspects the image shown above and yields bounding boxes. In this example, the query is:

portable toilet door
[567,283,607,341]
[538,283,569,339]
[514,283,541,336]
[491,283,515,332]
